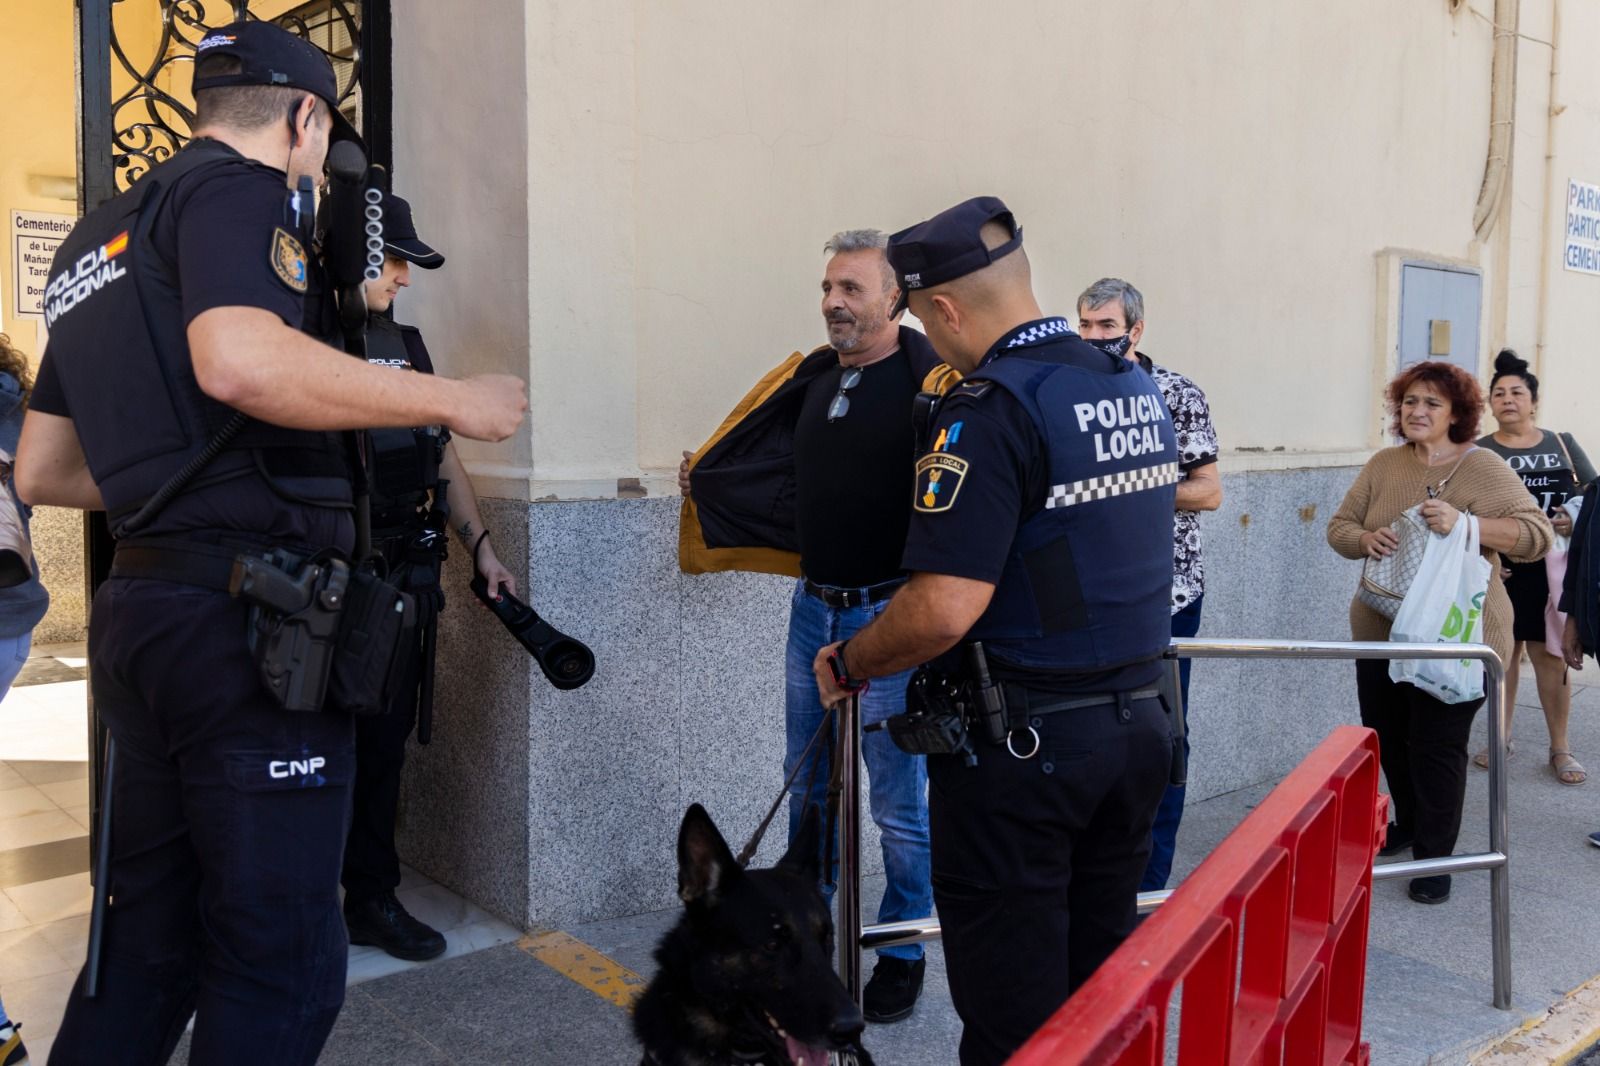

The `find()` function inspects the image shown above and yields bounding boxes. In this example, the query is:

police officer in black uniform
[812,197,1178,1065]
[342,190,518,959]
[16,22,525,1065]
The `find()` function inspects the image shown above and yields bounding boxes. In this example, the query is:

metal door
[1398,262,1482,373]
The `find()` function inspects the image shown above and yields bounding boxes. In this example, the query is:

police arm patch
[270,227,309,293]
[915,452,969,513]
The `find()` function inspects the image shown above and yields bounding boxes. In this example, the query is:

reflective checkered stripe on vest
[965,354,1179,671]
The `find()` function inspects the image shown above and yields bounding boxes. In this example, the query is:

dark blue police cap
[192,21,362,146]
[380,191,445,269]
[886,196,1023,315]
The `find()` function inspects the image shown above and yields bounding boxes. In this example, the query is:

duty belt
[998,684,1164,719]
[111,537,274,592]
[802,576,905,609]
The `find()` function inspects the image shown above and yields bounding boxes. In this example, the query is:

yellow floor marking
[517,929,648,1011]
[1472,971,1600,1064]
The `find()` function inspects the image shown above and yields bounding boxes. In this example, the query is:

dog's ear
[775,801,822,881]
[678,803,740,905]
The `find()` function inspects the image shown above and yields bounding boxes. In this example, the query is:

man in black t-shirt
[678,230,936,1023]
[341,191,518,961]
[17,23,525,1065]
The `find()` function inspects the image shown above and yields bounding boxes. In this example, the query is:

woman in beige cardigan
[1328,360,1552,906]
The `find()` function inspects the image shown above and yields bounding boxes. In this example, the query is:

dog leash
[735,700,841,869]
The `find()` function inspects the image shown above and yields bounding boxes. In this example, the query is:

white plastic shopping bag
[1388,513,1492,703]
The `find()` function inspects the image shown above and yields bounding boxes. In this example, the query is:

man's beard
[827,310,884,352]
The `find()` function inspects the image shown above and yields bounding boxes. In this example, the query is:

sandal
[1550,751,1587,785]
[1473,740,1515,770]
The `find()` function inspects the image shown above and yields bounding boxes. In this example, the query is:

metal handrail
[836,637,1512,1010]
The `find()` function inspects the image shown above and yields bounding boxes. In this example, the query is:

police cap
[192,21,362,146]
[380,192,445,270]
[886,196,1023,315]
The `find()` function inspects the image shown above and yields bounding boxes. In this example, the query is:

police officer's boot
[862,954,925,1023]
[344,890,448,961]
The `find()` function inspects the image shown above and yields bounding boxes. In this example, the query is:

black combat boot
[345,890,447,961]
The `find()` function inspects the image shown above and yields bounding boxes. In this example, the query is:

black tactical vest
[960,345,1179,673]
[42,140,350,532]
[364,316,443,536]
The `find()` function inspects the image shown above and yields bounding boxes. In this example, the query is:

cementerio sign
[12,209,75,318]
[1564,180,1600,277]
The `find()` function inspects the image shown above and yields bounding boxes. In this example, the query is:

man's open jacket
[678,325,959,576]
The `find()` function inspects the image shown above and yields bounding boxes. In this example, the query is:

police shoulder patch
[270,227,309,293]
[914,452,969,513]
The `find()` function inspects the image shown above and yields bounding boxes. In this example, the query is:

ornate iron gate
[77,0,390,208]
[74,0,391,834]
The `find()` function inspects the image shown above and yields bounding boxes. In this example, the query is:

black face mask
[1086,333,1133,359]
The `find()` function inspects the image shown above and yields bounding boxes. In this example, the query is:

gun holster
[880,668,977,766]
[231,550,417,716]
[231,550,349,713]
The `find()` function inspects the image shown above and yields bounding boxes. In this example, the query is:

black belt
[110,538,285,594]
[802,576,905,609]
[999,684,1164,718]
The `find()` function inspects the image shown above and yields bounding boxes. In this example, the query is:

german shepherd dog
[633,803,875,1066]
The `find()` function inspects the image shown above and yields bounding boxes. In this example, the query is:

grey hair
[823,229,889,256]
[823,229,895,293]
[1077,277,1145,329]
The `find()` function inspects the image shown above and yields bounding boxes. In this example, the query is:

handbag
[0,450,34,589]
[1355,449,1474,619]
[1357,506,1429,619]
[1389,513,1492,703]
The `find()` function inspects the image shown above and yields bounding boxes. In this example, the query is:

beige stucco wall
[1527,0,1600,441]
[391,0,534,499]
[396,0,1597,497]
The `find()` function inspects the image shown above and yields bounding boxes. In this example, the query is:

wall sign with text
[1565,180,1600,277]
[11,210,75,318]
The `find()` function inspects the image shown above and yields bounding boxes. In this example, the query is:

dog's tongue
[784,1035,833,1065]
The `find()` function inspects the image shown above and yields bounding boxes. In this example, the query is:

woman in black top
[1477,349,1597,783]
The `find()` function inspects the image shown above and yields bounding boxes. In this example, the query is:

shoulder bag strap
[1427,446,1477,500]
[1554,431,1581,482]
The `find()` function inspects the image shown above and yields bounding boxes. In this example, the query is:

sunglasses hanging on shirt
[827,367,864,422]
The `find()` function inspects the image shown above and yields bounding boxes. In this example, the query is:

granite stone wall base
[30,506,85,645]
[399,465,1370,929]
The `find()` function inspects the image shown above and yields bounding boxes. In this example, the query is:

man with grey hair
[678,230,956,1022]
[1078,277,1222,892]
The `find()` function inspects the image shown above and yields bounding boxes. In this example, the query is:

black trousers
[928,694,1171,1066]
[51,578,354,1066]
[1355,660,1483,861]
[340,619,425,904]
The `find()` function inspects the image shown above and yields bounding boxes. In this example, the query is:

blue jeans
[1140,594,1203,891]
[0,633,30,701]
[785,580,931,961]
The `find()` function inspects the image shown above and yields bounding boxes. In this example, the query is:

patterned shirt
[1138,353,1219,614]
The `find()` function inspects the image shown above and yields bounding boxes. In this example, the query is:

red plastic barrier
[1009,725,1386,1066]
